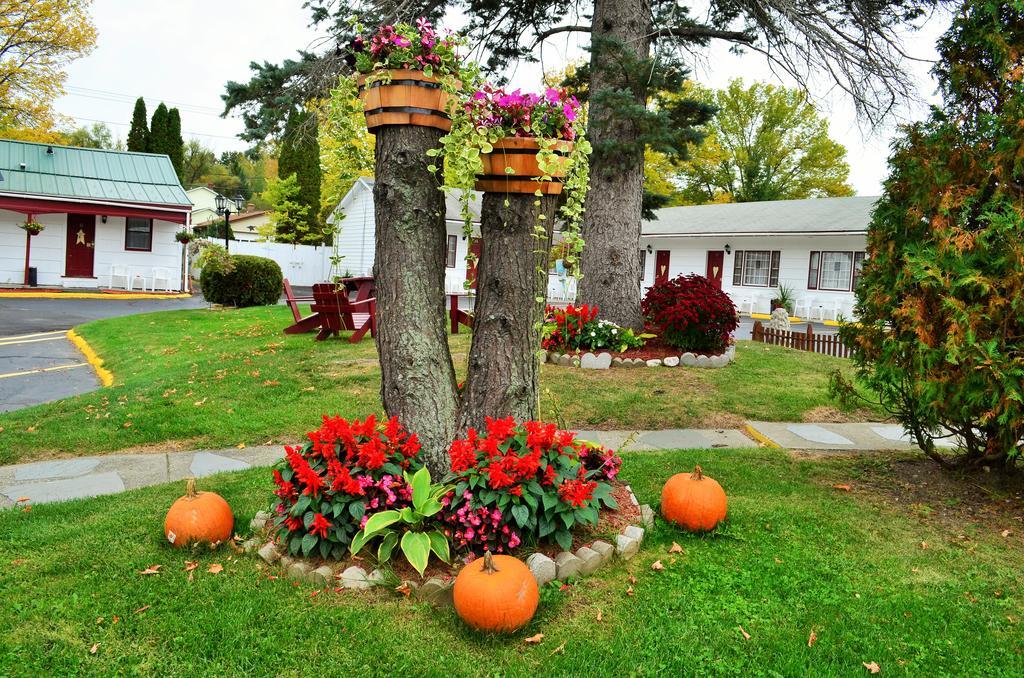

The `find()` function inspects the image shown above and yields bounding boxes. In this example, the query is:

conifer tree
[277,107,323,244]
[148,102,169,155]
[126,97,148,152]
[166,107,185,181]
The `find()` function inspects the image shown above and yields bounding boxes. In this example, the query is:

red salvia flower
[310,513,331,538]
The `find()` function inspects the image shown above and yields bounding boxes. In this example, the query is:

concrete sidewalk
[0,422,924,507]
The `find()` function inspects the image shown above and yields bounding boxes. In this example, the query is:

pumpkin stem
[482,550,499,574]
[185,477,197,498]
[690,466,704,481]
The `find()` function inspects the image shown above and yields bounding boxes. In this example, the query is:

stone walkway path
[0,422,923,507]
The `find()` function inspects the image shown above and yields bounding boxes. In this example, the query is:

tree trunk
[373,124,459,477]
[458,192,558,432]
[576,0,652,330]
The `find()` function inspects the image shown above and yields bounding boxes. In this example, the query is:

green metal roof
[0,139,191,208]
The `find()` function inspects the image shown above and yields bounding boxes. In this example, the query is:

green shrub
[200,254,282,307]
[834,2,1024,471]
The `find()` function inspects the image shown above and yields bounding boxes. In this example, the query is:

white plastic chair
[129,267,150,292]
[109,265,130,290]
[818,299,841,322]
[736,296,755,316]
[793,297,813,320]
[151,267,173,291]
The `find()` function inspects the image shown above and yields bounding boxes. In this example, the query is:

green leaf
[349,529,372,555]
[539,517,556,538]
[318,539,331,559]
[542,493,559,511]
[401,531,431,576]
[301,533,317,556]
[554,529,573,552]
[427,531,450,563]
[303,511,315,529]
[419,498,443,517]
[362,510,401,535]
[292,494,311,516]
[377,530,398,563]
[411,467,431,509]
[348,501,365,522]
[511,504,530,527]
[398,507,416,523]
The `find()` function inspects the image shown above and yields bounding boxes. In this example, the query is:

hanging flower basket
[357,69,459,133]
[175,229,192,244]
[474,137,573,195]
[19,221,44,236]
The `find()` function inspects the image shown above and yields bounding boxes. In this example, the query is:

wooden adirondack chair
[308,283,377,343]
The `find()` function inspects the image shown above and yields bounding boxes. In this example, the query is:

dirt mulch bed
[832,456,1024,537]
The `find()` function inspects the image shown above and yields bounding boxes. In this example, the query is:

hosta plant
[349,466,451,576]
[270,415,424,559]
[444,418,621,553]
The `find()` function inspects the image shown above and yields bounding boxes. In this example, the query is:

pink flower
[392,35,411,47]
[545,87,561,104]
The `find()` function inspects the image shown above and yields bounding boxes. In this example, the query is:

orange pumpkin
[661,465,727,532]
[453,551,539,633]
[164,477,234,547]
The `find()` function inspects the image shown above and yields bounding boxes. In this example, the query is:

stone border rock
[546,345,736,370]
[250,487,658,606]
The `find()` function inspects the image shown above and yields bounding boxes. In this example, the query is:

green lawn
[0,306,878,465]
[1,448,1020,675]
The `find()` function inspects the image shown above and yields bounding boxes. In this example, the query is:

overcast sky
[56,1,952,196]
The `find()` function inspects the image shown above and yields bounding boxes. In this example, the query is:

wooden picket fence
[751,320,852,358]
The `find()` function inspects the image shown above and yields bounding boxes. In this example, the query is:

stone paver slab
[785,424,854,446]
[2,471,125,504]
[189,452,251,477]
[14,458,101,481]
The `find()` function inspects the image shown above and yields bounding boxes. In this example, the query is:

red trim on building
[0,195,190,224]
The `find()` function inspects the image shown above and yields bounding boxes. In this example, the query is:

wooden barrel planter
[474,137,573,195]
[357,69,456,133]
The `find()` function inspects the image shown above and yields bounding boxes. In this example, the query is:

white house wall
[220,239,332,287]
[1,209,185,290]
[640,233,866,317]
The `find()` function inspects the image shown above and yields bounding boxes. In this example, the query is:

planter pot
[356,69,457,133]
[474,137,573,195]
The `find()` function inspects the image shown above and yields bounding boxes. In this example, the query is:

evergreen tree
[126,97,148,152]
[148,102,169,155]
[277,108,322,244]
[166,107,185,181]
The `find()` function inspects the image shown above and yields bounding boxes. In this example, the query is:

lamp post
[214,193,245,252]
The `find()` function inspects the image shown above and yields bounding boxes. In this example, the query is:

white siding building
[640,197,875,320]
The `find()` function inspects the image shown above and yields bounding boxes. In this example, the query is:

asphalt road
[0,296,205,414]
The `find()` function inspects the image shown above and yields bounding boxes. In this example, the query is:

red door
[705,250,725,289]
[466,238,482,289]
[654,250,671,285]
[65,214,96,278]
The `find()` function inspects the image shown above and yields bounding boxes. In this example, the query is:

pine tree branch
[654,25,755,44]
[532,24,591,45]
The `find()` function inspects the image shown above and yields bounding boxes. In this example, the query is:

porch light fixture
[215,193,246,252]
[724,244,731,255]
[101,215,108,223]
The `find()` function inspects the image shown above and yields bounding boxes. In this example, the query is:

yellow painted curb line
[0,292,191,299]
[744,424,781,448]
[749,312,849,328]
[67,329,114,387]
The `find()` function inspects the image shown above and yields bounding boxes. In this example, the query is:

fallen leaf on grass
[395,583,412,597]
[863,661,881,674]
[919,541,929,549]
[133,605,150,615]
[95,617,103,625]
[122,422,132,428]
[21,505,31,512]
[26,426,36,432]
[236,443,246,449]
[550,641,566,656]
[15,497,30,503]
[262,380,280,387]
[524,633,544,644]
[832,484,852,492]
[139,565,162,575]
[208,563,224,574]
[739,626,751,641]
[596,609,603,622]
[628,574,637,584]
[626,586,634,596]
[651,560,665,571]
[112,615,120,625]
[774,558,783,565]
[11,558,28,566]
[89,643,100,655]
[668,542,683,554]
[309,590,320,598]
[193,398,207,407]
[808,629,818,647]
[1001,529,1011,538]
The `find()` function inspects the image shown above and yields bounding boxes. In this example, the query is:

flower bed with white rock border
[246,487,657,606]
[545,344,736,370]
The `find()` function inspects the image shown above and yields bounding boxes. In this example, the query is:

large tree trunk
[576,0,652,330]
[458,192,558,432]
[373,125,459,477]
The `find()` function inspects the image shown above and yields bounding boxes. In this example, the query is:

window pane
[819,251,853,290]
[445,235,457,268]
[743,251,771,286]
[808,251,820,289]
[125,218,152,250]
[732,251,744,286]
[852,251,866,290]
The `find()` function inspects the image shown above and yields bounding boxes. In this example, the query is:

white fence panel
[211,239,333,287]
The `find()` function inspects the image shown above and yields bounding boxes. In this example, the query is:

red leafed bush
[642,274,738,353]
